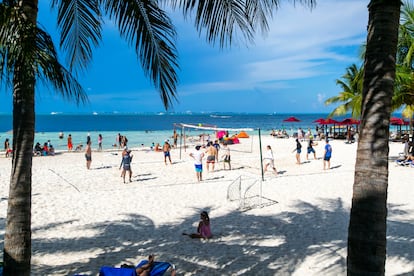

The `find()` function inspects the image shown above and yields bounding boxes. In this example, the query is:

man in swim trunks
[205,142,217,172]
[85,141,92,169]
[163,140,172,165]
[323,139,332,170]
[189,145,204,182]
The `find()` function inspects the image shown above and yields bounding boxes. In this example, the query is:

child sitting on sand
[183,211,212,239]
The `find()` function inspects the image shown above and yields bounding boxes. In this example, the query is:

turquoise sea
[0,112,401,151]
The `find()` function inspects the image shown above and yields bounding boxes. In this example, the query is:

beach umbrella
[283,116,301,122]
[322,118,340,125]
[390,117,405,125]
[390,117,409,136]
[313,118,326,124]
[340,118,360,125]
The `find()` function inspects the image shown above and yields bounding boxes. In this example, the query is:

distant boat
[157,112,164,116]
[210,114,232,119]
[50,112,61,115]
[92,112,98,115]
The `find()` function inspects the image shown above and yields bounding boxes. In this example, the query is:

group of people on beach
[189,140,231,182]
[263,138,333,175]
[33,140,55,156]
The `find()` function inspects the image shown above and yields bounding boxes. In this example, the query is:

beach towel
[99,260,172,276]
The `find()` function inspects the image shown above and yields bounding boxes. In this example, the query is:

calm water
[0,113,355,151]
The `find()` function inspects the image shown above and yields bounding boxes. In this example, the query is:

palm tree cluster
[325,0,414,129]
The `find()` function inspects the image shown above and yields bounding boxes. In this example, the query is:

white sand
[0,136,413,275]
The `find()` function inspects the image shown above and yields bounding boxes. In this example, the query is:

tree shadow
[8,199,414,275]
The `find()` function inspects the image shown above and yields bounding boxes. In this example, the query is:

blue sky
[0,0,368,114]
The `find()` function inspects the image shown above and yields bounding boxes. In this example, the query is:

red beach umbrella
[323,118,340,125]
[283,116,301,122]
[390,117,405,125]
[340,118,360,125]
[313,118,326,124]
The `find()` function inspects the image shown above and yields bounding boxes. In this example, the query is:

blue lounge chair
[99,260,173,276]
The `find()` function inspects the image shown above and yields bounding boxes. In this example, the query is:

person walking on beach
[323,139,332,170]
[120,147,133,183]
[263,145,277,175]
[307,137,317,160]
[293,138,302,164]
[4,138,11,157]
[163,140,172,165]
[222,142,231,170]
[67,134,73,151]
[85,141,92,169]
[189,145,204,182]
[98,134,103,151]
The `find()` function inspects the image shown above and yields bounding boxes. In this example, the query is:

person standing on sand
[213,140,220,162]
[222,142,231,170]
[323,139,332,170]
[189,145,204,182]
[173,129,178,148]
[205,142,217,172]
[263,145,277,175]
[293,138,302,164]
[163,140,172,165]
[98,134,103,151]
[120,147,133,183]
[67,134,73,151]
[85,141,92,169]
[306,137,317,160]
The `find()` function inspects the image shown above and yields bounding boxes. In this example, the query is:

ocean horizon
[0,112,405,151]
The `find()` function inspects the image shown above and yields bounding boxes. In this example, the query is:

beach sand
[0,135,413,275]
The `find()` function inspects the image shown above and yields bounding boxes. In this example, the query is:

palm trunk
[347,1,401,275]
[4,0,38,275]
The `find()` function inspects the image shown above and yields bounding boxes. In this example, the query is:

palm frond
[51,0,103,72]
[101,0,179,109]
[35,27,88,104]
[170,0,315,48]
[0,2,87,104]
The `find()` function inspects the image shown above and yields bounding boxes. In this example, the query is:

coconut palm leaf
[0,2,87,104]
[98,0,179,109]
[325,63,363,118]
[51,0,103,72]
[170,0,315,48]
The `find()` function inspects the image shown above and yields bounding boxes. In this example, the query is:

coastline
[0,135,413,275]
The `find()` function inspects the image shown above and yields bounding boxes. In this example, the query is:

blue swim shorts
[307,148,315,154]
[195,164,203,172]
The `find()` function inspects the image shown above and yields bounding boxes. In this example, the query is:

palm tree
[0,2,86,274]
[325,63,363,118]
[347,1,401,275]
[1,1,315,274]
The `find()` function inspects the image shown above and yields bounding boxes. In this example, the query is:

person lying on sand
[135,255,176,276]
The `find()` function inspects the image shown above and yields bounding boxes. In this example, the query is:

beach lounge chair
[99,260,174,276]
